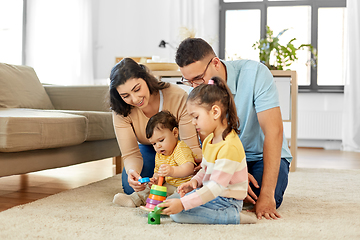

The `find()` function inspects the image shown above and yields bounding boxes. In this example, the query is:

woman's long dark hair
[109,58,169,117]
[187,77,240,140]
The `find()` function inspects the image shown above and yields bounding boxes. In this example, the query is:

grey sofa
[0,62,121,177]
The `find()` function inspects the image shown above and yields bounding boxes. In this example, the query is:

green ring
[153,206,165,215]
[151,185,167,192]
[150,189,167,197]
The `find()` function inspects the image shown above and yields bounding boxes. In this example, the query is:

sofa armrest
[44,85,110,112]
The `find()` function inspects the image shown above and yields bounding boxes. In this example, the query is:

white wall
[92,0,219,81]
[92,0,172,80]
[92,1,344,148]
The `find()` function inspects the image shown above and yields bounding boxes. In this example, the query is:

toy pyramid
[139,176,167,212]
[145,176,167,210]
[138,177,167,224]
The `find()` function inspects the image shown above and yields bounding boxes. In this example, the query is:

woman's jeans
[247,158,290,208]
[121,144,156,194]
[170,189,243,225]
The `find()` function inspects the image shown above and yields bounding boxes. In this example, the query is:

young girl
[159,77,257,224]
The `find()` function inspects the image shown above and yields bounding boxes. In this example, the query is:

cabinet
[271,70,297,172]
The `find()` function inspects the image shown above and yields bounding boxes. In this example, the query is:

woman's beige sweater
[113,84,202,174]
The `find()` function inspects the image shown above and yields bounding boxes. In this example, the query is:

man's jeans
[247,158,290,208]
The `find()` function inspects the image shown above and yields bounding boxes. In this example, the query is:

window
[219,0,346,92]
[0,0,24,65]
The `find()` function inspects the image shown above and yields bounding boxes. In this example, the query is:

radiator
[297,111,343,140]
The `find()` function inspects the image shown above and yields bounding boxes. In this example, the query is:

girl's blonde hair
[187,77,240,140]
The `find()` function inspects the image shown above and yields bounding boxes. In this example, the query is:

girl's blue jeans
[169,190,243,225]
[121,144,156,194]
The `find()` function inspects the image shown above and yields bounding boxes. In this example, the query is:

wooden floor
[1,148,359,212]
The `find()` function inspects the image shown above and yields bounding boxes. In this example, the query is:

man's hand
[245,173,281,220]
[127,169,146,192]
[249,194,281,220]
[244,173,259,204]
[159,199,184,215]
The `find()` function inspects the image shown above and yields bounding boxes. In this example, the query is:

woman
[109,58,202,194]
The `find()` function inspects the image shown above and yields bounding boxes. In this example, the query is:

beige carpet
[0,168,359,240]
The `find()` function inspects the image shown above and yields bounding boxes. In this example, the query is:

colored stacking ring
[150,189,167,197]
[145,203,158,209]
[146,198,163,205]
[148,194,166,201]
[151,185,167,192]
[138,177,150,184]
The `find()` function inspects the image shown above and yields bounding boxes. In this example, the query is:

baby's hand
[158,164,173,177]
[177,179,197,197]
[148,177,157,187]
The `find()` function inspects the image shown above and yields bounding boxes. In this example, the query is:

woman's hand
[177,179,198,197]
[127,169,146,192]
[159,199,184,215]
[158,164,174,177]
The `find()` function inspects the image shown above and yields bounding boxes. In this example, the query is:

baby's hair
[187,77,240,140]
[146,110,179,139]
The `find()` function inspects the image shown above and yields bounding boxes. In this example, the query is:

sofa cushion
[50,110,115,141]
[0,63,54,109]
[0,108,87,153]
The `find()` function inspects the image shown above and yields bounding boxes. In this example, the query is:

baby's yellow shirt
[155,140,196,187]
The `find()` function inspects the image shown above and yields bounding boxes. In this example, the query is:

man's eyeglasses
[180,58,214,86]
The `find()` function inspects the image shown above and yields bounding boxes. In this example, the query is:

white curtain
[26,0,94,85]
[168,0,219,55]
[342,0,360,151]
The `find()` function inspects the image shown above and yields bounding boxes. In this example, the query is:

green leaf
[252,26,317,70]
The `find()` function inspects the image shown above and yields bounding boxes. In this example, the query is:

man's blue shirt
[223,59,292,163]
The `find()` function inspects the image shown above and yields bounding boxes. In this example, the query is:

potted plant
[252,26,317,70]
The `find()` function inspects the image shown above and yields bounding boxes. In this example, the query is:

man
[175,38,292,220]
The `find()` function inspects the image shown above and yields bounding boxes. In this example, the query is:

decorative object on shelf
[252,26,317,70]
[159,26,196,50]
[179,26,196,39]
[158,40,175,50]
